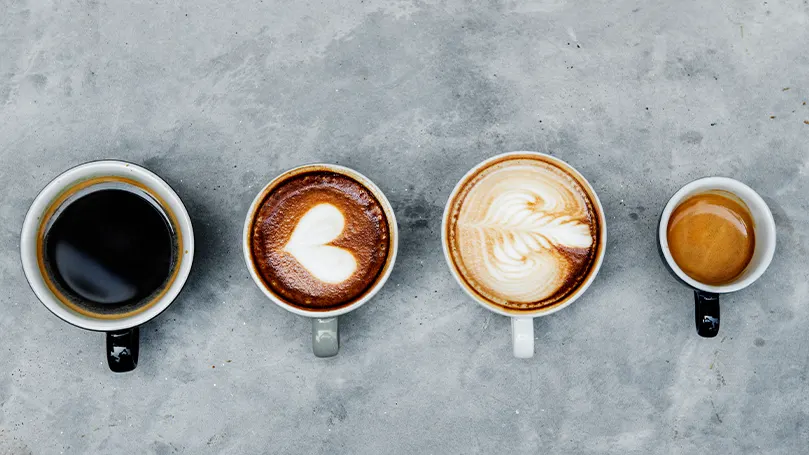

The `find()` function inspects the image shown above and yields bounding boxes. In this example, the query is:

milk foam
[284,203,357,284]
[453,160,596,304]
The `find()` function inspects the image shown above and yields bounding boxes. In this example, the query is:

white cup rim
[441,151,607,318]
[20,160,195,332]
[658,176,776,293]
[242,163,399,318]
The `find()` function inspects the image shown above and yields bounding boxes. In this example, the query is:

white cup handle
[511,317,534,358]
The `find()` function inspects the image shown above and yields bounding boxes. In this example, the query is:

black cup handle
[107,327,139,372]
[694,291,720,338]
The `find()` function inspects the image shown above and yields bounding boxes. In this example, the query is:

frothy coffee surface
[447,157,601,311]
[667,191,755,285]
[251,171,389,311]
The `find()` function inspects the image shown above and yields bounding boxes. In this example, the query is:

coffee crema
[446,155,602,312]
[250,171,390,311]
[667,190,755,285]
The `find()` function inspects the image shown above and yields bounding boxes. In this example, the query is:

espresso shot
[658,177,776,339]
[666,190,755,286]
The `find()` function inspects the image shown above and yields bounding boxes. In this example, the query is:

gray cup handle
[312,317,339,357]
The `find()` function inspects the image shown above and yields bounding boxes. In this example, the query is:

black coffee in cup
[22,162,194,373]
[43,187,178,317]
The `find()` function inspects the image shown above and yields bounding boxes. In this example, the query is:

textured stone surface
[1,0,808,453]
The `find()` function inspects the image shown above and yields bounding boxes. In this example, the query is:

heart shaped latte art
[284,203,357,284]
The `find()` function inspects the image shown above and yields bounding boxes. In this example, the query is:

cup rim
[20,160,195,332]
[242,163,399,318]
[441,151,607,318]
[658,176,776,293]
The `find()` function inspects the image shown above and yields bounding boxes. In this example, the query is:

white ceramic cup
[442,151,607,358]
[658,177,776,337]
[243,164,398,357]
[20,160,195,371]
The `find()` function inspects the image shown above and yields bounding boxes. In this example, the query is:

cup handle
[107,327,139,372]
[312,317,339,357]
[695,291,720,338]
[511,317,534,358]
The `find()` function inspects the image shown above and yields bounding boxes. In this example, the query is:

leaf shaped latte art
[450,158,599,306]
[469,190,594,283]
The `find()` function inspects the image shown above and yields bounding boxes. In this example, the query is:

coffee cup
[658,177,776,337]
[442,151,607,358]
[243,164,398,357]
[20,161,195,372]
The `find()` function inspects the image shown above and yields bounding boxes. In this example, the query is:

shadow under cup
[658,177,776,338]
[21,162,194,372]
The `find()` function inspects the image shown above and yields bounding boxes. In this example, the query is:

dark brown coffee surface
[251,171,390,311]
[44,188,177,316]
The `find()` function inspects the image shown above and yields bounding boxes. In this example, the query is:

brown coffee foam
[667,190,755,285]
[251,171,390,311]
[446,154,603,313]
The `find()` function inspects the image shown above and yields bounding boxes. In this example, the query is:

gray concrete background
[1,0,808,453]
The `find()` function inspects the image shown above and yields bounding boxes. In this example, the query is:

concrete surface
[1,0,808,453]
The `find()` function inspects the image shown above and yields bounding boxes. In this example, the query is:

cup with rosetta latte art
[442,152,606,358]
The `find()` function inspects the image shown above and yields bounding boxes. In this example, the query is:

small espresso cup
[20,161,194,372]
[442,151,607,358]
[243,164,398,357]
[658,177,776,337]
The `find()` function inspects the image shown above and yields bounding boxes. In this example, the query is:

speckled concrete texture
[1,0,808,453]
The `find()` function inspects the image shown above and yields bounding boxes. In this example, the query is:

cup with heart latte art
[443,152,607,358]
[243,164,398,357]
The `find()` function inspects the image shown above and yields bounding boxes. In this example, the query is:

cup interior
[658,177,776,293]
[441,151,607,318]
[20,161,195,332]
[242,163,399,318]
